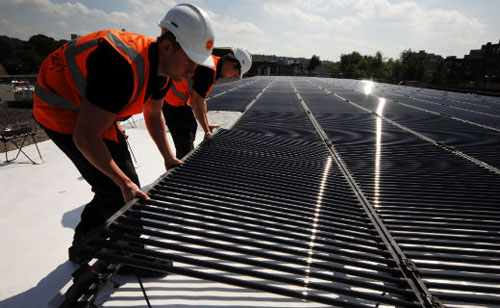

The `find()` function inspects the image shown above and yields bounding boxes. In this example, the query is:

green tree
[368,51,384,79]
[382,58,398,81]
[0,34,67,74]
[324,61,341,76]
[18,44,41,73]
[430,59,445,85]
[29,34,60,59]
[0,36,17,63]
[340,52,362,78]
[307,54,321,71]
[399,49,425,81]
[0,36,25,74]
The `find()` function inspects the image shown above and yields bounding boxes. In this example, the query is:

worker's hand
[120,181,150,203]
[204,131,212,140]
[209,124,220,132]
[204,125,220,140]
[165,157,183,170]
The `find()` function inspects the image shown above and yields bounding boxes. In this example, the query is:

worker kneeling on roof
[32,3,215,273]
[163,47,252,159]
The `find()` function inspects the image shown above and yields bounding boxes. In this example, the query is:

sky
[0,0,499,61]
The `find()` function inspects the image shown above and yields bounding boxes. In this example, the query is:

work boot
[68,230,96,264]
[68,246,79,264]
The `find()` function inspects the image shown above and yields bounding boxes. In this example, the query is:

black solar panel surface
[311,79,500,170]
[232,79,320,141]
[87,129,421,308]
[75,76,500,308]
[207,78,270,111]
[292,77,500,307]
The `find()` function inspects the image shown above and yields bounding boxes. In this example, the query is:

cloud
[0,18,32,39]
[257,0,355,12]
[353,0,418,22]
[421,9,485,38]
[129,0,177,14]
[55,21,67,28]
[258,0,487,59]
[1,0,190,40]
[353,0,485,33]
[208,12,270,53]
[262,2,361,29]
[280,30,388,61]
[2,0,51,10]
[0,0,493,60]
[262,0,485,36]
[4,0,110,17]
[353,0,486,55]
[0,0,136,38]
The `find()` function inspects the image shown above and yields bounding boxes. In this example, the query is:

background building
[445,40,500,92]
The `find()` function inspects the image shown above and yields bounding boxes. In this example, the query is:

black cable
[136,275,152,308]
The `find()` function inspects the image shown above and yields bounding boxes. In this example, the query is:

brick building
[445,40,500,91]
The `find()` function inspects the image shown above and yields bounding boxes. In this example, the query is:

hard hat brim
[185,49,215,69]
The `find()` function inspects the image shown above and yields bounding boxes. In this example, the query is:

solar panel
[309,78,500,172]
[64,76,500,308]
[207,77,271,112]
[292,77,500,307]
[232,79,320,141]
[75,129,423,308]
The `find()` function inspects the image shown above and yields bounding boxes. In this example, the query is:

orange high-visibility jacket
[165,55,220,107]
[34,30,160,141]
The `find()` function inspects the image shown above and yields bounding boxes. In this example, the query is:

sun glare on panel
[303,156,332,297]
[374,98,386,208]
[362,80,374,95]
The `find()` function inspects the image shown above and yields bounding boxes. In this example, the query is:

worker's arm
[190,90,217,139]
[73,100,148,203]
[143,98,183,167]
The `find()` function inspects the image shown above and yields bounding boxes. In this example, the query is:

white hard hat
[159,3,215,69]
[231,47,252,77]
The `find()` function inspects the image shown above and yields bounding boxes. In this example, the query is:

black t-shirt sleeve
[85,40,134,113]
[150,76,168,100]
[191,65,215,98]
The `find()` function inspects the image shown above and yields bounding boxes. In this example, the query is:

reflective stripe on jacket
[33,30,155,141]
[165,55,220,107]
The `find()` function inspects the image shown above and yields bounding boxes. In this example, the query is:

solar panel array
[72,76,500,308]
[293,78,500,307]
[207,77,270,112]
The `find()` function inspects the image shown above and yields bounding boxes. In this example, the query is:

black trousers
[162,103,197,159]
[41,124,140,244]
